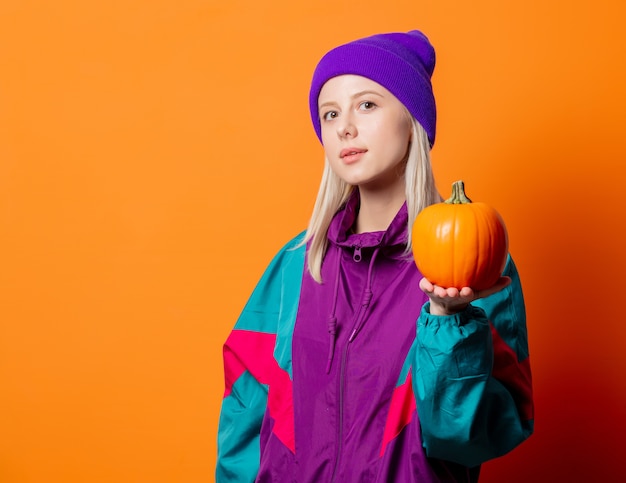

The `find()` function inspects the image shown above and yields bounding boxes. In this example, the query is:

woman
[216,30,533,482]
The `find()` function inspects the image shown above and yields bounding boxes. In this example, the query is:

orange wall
[1,1,625,481]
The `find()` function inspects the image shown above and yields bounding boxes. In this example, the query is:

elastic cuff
[419,302,487,328]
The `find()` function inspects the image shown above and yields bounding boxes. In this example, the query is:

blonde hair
[302,119,441,283]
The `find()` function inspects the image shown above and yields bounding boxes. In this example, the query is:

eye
[359,101,377,111]
[322,110,339,121]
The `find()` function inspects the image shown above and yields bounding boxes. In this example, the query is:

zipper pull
[353,245,362,262]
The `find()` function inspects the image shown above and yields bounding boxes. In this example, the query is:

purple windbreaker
[217,191,534,482]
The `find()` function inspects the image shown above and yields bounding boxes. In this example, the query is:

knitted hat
[309,30,437,147]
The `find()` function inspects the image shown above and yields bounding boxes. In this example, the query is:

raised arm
[413,255,533,467]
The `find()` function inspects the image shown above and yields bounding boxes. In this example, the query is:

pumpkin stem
[445,180,472,204]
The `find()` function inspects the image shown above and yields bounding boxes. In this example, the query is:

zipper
[331,342,349,483]
[330,243,378,482]
[330,293,371,482]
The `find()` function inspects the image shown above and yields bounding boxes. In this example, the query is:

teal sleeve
[216,233,306,482]
[216,371,268,482]
[413,255,533,468]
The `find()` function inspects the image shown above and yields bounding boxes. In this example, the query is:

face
[318,75,412,192]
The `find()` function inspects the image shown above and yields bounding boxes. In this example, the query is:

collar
[327,189,409,250]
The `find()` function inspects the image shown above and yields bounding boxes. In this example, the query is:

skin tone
[318,74,410,233]
[318,74,510,316]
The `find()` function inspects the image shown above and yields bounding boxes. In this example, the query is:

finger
[419,277,434,293]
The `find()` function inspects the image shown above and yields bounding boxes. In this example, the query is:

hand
[419,276,512,316]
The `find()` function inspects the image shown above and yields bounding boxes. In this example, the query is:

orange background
[1,1,625,481]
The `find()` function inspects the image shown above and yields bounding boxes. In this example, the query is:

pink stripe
[222,329,295,452]
[490,324,534,420]
[380,371,416,456]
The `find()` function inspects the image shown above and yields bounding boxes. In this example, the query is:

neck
[354,183,406,234]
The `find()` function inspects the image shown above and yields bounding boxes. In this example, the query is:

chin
[337,171,370,186]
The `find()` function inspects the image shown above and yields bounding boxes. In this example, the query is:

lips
[340,148,367,163]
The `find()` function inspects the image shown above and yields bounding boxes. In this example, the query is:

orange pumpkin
[411,180,509,291]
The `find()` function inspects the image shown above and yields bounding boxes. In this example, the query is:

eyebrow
[319,90,385,110]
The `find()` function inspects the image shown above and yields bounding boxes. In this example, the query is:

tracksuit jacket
[217,191,534,482]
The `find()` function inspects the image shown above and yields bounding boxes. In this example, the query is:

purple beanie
[309,30,437,147]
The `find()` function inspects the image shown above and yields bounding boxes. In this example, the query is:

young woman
[216,30,533,482]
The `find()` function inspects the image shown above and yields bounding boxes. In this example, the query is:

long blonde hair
[302,119,441,283]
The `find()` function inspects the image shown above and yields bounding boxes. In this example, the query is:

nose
[336,112,357,139]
